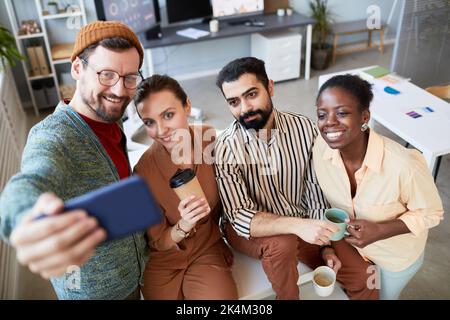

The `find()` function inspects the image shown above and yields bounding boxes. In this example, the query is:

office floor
[22,44,449,299]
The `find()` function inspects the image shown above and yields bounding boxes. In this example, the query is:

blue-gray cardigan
[0,102,148,299]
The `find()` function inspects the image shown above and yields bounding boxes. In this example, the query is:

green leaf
[309,0,333,49]
[0,25,26,68]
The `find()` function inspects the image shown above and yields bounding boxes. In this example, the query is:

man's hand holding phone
[10,192,106,279]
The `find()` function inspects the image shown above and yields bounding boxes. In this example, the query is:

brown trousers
[141,241,238,300]
[225,223,379,300]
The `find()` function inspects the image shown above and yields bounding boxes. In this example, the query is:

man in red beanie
[0,21,147,299]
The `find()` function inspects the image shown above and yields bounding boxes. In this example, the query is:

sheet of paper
[379,73,411,85]
[176,28,210,39]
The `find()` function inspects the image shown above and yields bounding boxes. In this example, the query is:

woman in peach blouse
[133,75,238,300]
[313,74,444,299]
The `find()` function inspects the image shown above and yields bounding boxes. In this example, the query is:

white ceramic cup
[312,266,336,297]
[277,8,285,16]
[209,19,219,33]
[286,8,293,16]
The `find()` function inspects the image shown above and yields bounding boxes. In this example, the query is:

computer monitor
[166,0,212,24]
[211,0,264,19]
[94,0,161,39]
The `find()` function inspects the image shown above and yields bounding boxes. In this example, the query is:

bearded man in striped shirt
[214,57,379,300]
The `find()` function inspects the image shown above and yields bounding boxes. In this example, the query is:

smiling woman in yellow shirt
[312,74,444,300]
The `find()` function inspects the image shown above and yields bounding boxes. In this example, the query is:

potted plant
[0,25,25,70]
[47,1,59,15]
[309,0,333,70]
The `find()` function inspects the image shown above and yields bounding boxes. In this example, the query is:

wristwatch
[175,222,193,239]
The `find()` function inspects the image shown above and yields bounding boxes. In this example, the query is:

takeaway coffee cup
[312,266,336,297]
[169,169,206,201]
[324,208,349,241]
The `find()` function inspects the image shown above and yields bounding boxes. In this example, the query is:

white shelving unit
[5,0,87,115]
[41,11,85,20]
[17,32,45,40]
[53,58,72,65]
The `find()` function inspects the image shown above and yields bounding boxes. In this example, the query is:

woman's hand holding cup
[344,218,383,248]
[177,195,210,231]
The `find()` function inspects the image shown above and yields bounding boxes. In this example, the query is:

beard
[81,89,130,123]
[238,99,274,130]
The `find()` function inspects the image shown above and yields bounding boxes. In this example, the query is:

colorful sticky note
[384,86,401,95]
[422,107,434,113]
[406,111,422,119]
[363,66,391,78]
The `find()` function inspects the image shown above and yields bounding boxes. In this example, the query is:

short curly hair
[317,74,374,111]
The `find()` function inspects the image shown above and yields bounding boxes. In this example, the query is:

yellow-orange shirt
[313,130,444,272]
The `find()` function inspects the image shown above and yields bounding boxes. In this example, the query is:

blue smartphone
[35,176,162,242]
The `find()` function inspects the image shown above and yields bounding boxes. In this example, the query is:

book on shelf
[26,46,41,77]
[35,46,50,75]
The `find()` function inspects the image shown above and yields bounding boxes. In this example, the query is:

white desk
[140,12,314,80]
[318,66,450,179]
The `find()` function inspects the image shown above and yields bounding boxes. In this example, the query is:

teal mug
[324,208,349,241]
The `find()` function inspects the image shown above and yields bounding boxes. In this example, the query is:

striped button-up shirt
[214,109,329,238]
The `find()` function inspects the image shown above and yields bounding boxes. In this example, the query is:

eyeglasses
[79,57,143,89]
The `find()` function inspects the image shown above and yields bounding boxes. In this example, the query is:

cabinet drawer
[266,35,301,55]
[251,31,302,82]
[267,65,300,82]
[267,52,300,68]
[252,32,301,55]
